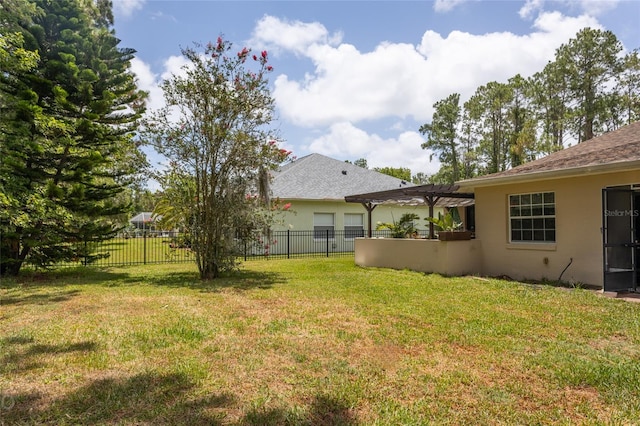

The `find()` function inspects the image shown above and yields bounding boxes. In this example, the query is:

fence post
[287,229,290,259]
[244,239,247,261]
[143,231,147,265]
[326,229,329,257]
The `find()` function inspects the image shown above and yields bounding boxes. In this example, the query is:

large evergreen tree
[0,0,146,275]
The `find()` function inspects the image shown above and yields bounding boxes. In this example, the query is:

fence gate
[602,186,640,292]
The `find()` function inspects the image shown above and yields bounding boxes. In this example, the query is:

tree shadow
[240,395,358,426]
[0,268,133,289]
[149,269,288,292]
[0,288,81,306]
[1,337,98,375]
[1,372,234,425]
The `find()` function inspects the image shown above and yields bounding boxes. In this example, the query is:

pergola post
[362,202,377,238]
[424,194,440,239]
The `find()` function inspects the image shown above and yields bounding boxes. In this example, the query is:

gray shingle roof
[130,212,160,223]
[271,153,412,200]
[459,121,640,186]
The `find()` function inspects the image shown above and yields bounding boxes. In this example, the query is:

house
[457,121,640,291]
[270,153,435,236]
[129,212,160,230]
[353,121,640,292]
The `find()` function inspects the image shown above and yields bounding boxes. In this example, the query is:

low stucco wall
[354,238,482,276]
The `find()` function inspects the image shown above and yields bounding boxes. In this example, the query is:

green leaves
[144,38,283,279]
[0,0,146,275]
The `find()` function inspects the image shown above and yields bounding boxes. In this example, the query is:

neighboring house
[129,212,158,230]
[457,121,640,291]
[266,153,436,254]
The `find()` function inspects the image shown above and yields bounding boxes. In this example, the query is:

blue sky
[112,0,640,184]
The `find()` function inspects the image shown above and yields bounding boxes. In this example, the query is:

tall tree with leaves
[617,50,640,126]
[144,38,287,279]
[373,166,411,181]
[529,60,572,153]
[465,81,513,174]
[554,28,623,142]
[0,0,147,276]
[419,93,462,183]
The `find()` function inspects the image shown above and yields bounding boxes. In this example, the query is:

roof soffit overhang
[456,160,640,191]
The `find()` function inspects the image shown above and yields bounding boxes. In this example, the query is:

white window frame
[344,213,364,240]
[313,213,335,240]
[509,192,556,243]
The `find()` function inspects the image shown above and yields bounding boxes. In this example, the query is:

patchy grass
[1,258,640,425]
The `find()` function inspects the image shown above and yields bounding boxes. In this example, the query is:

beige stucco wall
[473,170,640,287]
[355,238,482,276]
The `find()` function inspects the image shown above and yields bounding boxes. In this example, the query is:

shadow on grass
[1,338,98,375]
[0,289,82,306]
[2,266,286,293]
[0,268,132,289]
[242,395,358,426]
[1,372,234,425]
[148,269,287,292]
[2,375,359,426]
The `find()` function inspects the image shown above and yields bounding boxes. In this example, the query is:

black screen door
[602,186,638,292]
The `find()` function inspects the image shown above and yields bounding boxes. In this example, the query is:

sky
[111,0,640,186]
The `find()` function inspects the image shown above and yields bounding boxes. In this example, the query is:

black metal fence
[34,229,432,268]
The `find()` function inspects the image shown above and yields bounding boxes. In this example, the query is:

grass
[1,258,640,425]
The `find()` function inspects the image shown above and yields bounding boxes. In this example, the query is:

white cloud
[130,57,164,112]
[112,0,145,18]
[249,15,342,56]
[160,55,190,81]
[519,0,546,18]
[519,0,620,18]
[271,12,600,128]
[433,0,469,13]
[306,122,440,175]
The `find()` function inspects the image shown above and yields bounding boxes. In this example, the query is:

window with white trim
[344,213,364,239]
[509,192,556,242]
[314,213,335,239]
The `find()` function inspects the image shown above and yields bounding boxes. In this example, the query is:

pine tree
[0,0,146,275]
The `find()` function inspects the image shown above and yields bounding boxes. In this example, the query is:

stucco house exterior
[270,153,435,238]
[354,121,640,292]
[457,120,640,291]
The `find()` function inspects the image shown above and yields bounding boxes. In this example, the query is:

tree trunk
[0,238,27,276]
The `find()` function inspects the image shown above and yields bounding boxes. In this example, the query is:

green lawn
[1,258,639,425]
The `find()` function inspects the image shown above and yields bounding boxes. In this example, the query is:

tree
[506,74,537,167]
[411,172,430,185]
[554,28,623,142]
[144,38,287,279]
[465,81,513,174]
[617,50,640,126]
[419,93,462,183]
[151,162,196,234]
[529,60,571,153]
[373,166,411,181]
[354,158,368,169]
[0,0,146,276]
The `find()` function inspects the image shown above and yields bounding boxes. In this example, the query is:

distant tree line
[349,30,639,186]
[419,28,640,184]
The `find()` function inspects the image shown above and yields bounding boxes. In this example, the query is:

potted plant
[426,211,472,241]
[376,213,421,238]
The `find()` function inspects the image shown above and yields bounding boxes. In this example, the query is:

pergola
[344,184,475,239]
